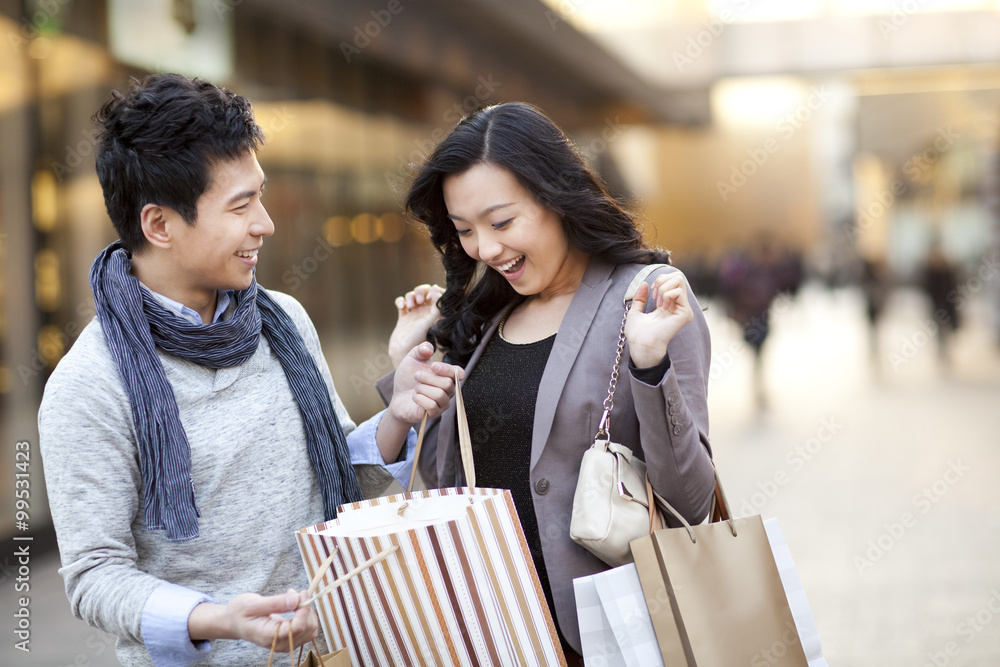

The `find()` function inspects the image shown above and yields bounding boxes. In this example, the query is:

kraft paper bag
[630,464,810,667]
[297,487,566,667]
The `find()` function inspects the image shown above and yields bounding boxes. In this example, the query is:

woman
[382,102,716,661]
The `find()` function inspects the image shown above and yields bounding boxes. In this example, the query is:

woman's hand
[388,284,444,368]
[388,342,464,425]
[376,342,465,464]
[624,272,694,368]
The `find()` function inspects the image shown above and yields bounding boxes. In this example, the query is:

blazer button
[667,392,677,406]
[672,425,682,435]
[535,478,550,495]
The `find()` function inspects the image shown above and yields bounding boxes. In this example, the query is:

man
[38,73,459,666]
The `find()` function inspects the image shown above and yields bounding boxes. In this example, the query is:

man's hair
[93,73,265,253]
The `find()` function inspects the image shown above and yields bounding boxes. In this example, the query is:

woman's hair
[406,101,670,365]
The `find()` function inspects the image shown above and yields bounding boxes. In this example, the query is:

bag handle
[267,622,326,667]
[596,264,669,440]
[409,368,475,491]
[651,462,736,544]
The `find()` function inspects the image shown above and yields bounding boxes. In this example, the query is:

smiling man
[37,73,460,666]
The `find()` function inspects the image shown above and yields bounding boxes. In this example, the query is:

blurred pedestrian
[717,236,803,409]
[919,239,961,366]
[383,101,716,664]
[860,254,892,371]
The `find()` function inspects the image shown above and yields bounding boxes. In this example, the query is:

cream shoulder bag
[569,264,670,566]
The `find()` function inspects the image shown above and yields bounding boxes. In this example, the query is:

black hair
[93,73,265,253]
[405,101,670,365]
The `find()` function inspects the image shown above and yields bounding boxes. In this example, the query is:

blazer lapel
[530,259,616,470]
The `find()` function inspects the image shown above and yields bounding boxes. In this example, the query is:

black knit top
[460,327,559,621]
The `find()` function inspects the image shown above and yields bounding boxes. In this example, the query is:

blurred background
[1,0,999,664]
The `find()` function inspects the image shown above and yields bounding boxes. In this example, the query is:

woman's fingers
[398,284,444,313]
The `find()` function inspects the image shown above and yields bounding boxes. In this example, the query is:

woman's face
[442,163,588,298]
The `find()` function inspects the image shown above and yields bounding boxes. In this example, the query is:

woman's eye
[455,228,471,237]
[492,218,512,230]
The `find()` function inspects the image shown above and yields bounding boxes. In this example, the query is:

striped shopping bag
[296,487,567,667]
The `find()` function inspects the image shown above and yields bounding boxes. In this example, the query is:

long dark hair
[406,102,670,365]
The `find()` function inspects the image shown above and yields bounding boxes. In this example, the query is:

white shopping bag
[574,563,665,667]
[764,518,829,667]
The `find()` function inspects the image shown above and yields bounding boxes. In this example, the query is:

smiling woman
[381,101,718,662]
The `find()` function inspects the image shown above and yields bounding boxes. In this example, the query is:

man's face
[166,151,274,308]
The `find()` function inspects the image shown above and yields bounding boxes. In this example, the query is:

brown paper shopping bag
[266,623,351,667]
[630,465,808,667]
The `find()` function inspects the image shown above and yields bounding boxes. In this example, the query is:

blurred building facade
[2,0,1000,543]
[0,0,680,541]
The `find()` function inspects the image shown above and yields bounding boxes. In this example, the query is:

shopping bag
[266,623,351,667]
[574,562,665,667]
[296,487,566,667]
[630,465,810,667]
[764,518,828,667]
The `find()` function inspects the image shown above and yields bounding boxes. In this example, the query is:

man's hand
[188,589,317,652]
[389,285,444,368]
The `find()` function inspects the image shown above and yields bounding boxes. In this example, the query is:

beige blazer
[378,258,716,652]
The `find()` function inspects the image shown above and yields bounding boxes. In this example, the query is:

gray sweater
[38,291,356,666]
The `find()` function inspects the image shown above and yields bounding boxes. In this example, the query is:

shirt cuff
[629,352,672,386]
[347,410,419,488]
[141,582,213,667]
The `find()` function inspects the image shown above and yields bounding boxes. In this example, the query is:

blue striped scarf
[90,242,362,541]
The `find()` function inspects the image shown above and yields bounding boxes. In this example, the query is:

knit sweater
[38,290,363,666]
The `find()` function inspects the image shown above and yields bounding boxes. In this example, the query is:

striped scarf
[90,242,362,541]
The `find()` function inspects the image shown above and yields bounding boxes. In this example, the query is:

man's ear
[140,203,173,249]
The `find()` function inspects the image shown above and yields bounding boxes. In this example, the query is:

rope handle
[300,544,399,608]
[267,622,327,667]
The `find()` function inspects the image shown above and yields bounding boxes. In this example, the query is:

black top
[460,321,672,638]
[460,329,559,621]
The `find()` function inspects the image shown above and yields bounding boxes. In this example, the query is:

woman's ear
[139,203,173,249]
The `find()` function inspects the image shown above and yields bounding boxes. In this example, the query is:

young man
[38,73,460,666]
